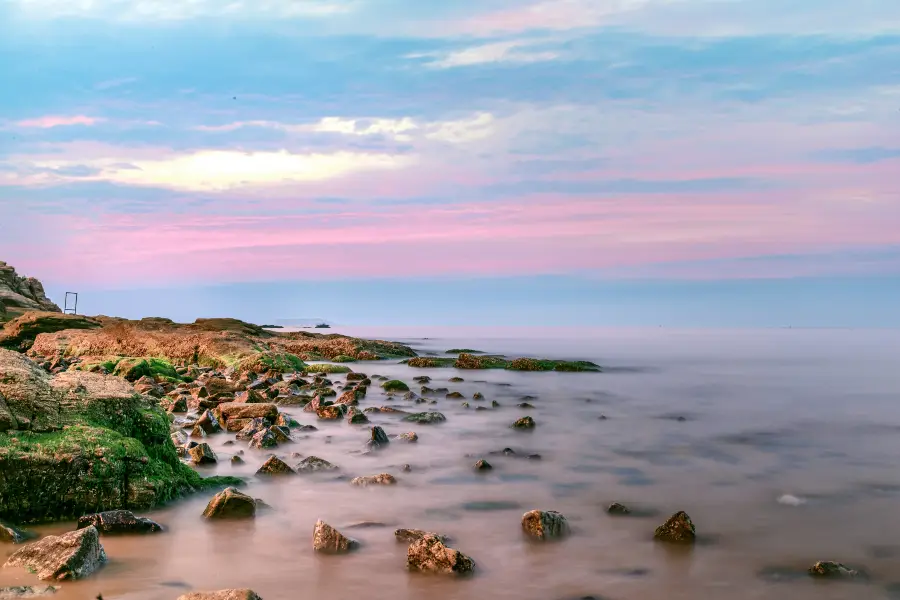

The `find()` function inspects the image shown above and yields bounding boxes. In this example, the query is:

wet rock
[202,488,256,519]
[189,425,207,439]
[407,535,475,575]
[522,510,570,540]
[351,473,397,487]
[3,527,106,580]
[0,586,59,598]
[257,455,295,475]
[403,411,446,424]
[0,520,32,544]
[167,396,188,413]
[233,390,266,404]
[808,561,861,579]
[395,529,449,544]
[473,392,484,400]
[296,456,339,472]
[235,417,270,440]
[196,409,222,434]
[76,511,163,534]
[316,404,346,420]
[420,386,434,394]
[176,590,262,600]
[216,402,279,423]
[653,511,696,544]
[400,464,412,472]
[382,380,409,392]
[460,401,470,408]
[393,431,418,443]
[363,406,407,415]
[412,376,431,384]
[446,391,464,399]
[491,400,501,408]
[268,425,291,443]
[517,402,535,408]
[607,502,632,515]
[473,459,493,471]
[512,416,536,429]
[312,520,358,554]
[189,443,218,465]
[231,455,244,465]
[449,377,464,382]
[249,429,278,449]
[368,425,390,448]
[346,406,370,424]
[346,373,368,382]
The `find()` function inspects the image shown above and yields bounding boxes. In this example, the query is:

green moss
[505,358,601,372]
[331,355,357,363]
[404,357,457,368]
[236,351,307,374]
[455,354,510,369]
[382,379,410,392]
[304,363,352,374]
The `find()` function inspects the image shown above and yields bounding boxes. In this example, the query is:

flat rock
[296,456,339,472]
[395,529,449,544]
[392,431,418,443]
[76,510,163,534]
[176,591,262,600]
[202,488,256,519]
[407,534,475,575]
[808,561,861,579]
[402,412,446,424]
[522,510,570,540]
[350,473,397,487]
[653,511,696,544]
[216,402,278,422]
[312,520,358,554]
[3,526,106,581]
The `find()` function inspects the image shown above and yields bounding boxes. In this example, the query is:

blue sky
[1,0,899,326]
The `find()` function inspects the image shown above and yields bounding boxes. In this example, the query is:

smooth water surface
[2,327,899,600]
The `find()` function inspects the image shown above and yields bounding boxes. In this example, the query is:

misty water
[2,327,900,600]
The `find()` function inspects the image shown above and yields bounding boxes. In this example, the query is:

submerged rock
[407,535,475,575]
[76,510,163,534]
[653,511,696,544]
[403,412,446,424]
[607,502,632,515]
[395,529,449,544]
[202,488,256,519]
[473,459,493,471]
[382,380,409,392]
[346,407,369,424]
[393,431,418,443]
[3,526,106,580]
[176,590,262,600]
[511,416,536,429]
[257,456,295,476]
[808,561,861,579]
[522,510,570,540]
[446,391,464,399]
[312,520,358,554]
[368,426,390,449]
[351,473,397,487]
[296,456,338,472]
[0,520,31,544]
[0,585,59,598]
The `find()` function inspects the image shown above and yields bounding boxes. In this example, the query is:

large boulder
[177,591,262,600]
[312,520,358,554]
[521,510,570,540]
[202,488,256,519]
[0,312,99,352]
[0,349,61,432]
[0,262,61,322]
[3,526,106,580]
[407,535,475,575]
[76,510,163,534]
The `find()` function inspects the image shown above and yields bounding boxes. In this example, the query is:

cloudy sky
[1,0,899,326]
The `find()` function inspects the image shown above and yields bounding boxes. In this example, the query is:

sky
[1,0,899,327]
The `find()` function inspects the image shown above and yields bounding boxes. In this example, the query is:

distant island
[259,324,284,329]
[315,323,331,329]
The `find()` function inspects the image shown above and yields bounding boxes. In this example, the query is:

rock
[446,391,464,399]
[0,520,32,544]
[517,402,535,408]
[346,407,369,424]
[473,459,493,471]
[257,456,295,475]
[511,416,536,429]
[235,417,270,441]
[407,534,475,575]
[76,510,163,534]
[393,431,418,443]
[369,426,390,448]
[460,402,470,408]
[3,526,106,580]
[316,404,346,420]
[190,424,208,439]
[196,409,222,434]
[176,590,262,600]
[202,487,256,519]
[312,520,358,554]
[607,502,631,515]
[216,402,279,423]
[350,473,397,487]
[653,511,696,544]
[491,400,500,408]
[403,412,446,424]
[473,392,484,400]
[395,529,449,544]
[296,456,338,472]
[167,396,188,413]
[233,390,266,404]
[189,443,218,465]
[268,425,291,443]
[1,313,98,352]
[273,413,297,428]
[346,373,367,382]
[249,429,278,449]
[522,510,570,540]
[381,380,409,392]
[231,456,244,465]
[0,585,60,598]
[808,561,860,578]
[412,376,431,383]
[400,464,412,472]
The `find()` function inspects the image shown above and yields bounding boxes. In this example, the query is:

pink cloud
[15,115,103,129]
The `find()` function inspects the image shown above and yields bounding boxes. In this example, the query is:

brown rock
[233,390,266,404]
[653,511,696,544]
[3,526,106,580]
[395,529,448,544]
[176,590,262,600]
[76,510,163,534]
[350,473,397,487]
[256,456,295,475]
[407,535,475,575]
[189,443,217,465]
[216,402,278,422]
[312,520,358,554]
[296,456,338,472]
[202,488,256,519]
[521,510,569,540]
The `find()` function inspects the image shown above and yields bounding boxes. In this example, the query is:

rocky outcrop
[176,591,262,600]
[76,510,163,534]
[407,535,475,575]
[202,488,256,519]
[312,520,358,554]
[522,510,570,540]
[654,511,696,544]
[3,526,106,580]
[0,312,101,352]
[0,262,60,323]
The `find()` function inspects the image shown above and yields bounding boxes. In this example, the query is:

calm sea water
[3,327,900,600]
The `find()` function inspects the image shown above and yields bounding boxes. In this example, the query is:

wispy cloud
[14,115,103,128]
[409,39,562,69]
[8,0,354,20]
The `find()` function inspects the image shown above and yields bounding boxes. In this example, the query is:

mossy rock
[305,364,353,374]
[404,357,456,368]
[505,358,600,372]
[455,354,510,370]
[0,312,101,351]
[235,351,307,375]
[382,380,410,392]
[331,355,357,363]
[110,357,180,382]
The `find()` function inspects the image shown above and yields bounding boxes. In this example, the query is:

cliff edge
[0,261,61,322]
